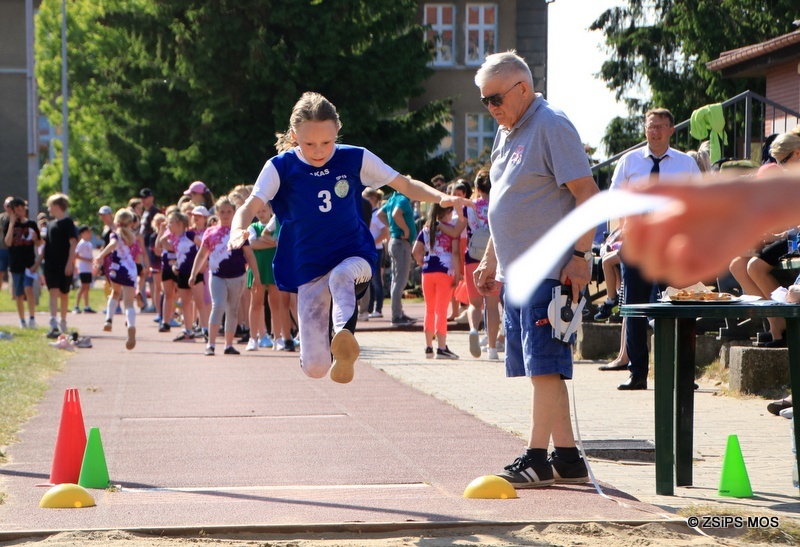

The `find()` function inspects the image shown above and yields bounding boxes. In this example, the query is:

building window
[466,113,496,159]
[465,4,496,65]
[424,4,455,66]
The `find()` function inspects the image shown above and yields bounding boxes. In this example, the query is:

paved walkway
[361,303,799,514]
[0,302,797,537]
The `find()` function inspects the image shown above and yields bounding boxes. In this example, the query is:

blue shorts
[504,279,573,379]
[11,271,35,298]
[0,249,9,272]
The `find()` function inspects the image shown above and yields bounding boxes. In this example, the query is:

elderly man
[608,108,700,390]
[473,51,599,488]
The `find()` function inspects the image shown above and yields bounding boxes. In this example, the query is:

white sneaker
[28,318,36,330]
[358,312,370,321]
[19,319,26,329]
[368,311,383,318]
[246,337,259,351]
[479,335,488,347]
[274,337,286,351]
[60,320,68,334]
[488,348,499,360]
[496,340,505,353]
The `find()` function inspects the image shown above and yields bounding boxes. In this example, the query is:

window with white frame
[424,4,455,66]
[466,113,496,159]
[465,4,496,65]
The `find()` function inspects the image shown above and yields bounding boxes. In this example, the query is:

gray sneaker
[496,452,555,488]
[549,451,590,484]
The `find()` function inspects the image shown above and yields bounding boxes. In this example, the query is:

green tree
[36,0,449,222]
[591,0,797,154]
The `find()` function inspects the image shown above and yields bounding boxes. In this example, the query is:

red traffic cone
[44,389,87,486]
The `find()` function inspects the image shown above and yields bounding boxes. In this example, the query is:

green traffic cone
[78,427,110,489]
[718,434,752,498]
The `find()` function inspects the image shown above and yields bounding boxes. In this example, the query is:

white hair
[474,50,533,89]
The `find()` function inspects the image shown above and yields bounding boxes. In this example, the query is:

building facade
[0,0,33,203]
[410,0,549,167]
[708,30,800,134]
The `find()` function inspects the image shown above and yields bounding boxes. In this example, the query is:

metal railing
[592,90,800,188]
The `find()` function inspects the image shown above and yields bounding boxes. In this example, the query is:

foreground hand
[622,181,769,287]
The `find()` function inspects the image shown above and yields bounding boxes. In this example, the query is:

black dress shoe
[617,375,647,390]
[599,361,629,371]
[767,398,793,416]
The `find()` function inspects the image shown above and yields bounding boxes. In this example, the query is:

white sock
[125,307,136,328]
[107,298,119,321]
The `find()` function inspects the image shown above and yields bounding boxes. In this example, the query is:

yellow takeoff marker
[39,483,96,509]
[463,475,518,499]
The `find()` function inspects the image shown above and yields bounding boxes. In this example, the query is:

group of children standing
[91,185,298,357]
[3,193,80,338]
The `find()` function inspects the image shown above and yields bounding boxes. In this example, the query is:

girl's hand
[440,195,476,211]
[228,228,248,250]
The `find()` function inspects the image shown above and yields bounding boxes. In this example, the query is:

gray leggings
[209,274,247,334]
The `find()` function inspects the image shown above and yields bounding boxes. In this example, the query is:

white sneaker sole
[330,330,359,384]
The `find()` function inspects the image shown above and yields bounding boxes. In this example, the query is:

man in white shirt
[608,108,701,390]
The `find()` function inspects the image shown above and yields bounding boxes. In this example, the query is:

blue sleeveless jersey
[270,146,377,292]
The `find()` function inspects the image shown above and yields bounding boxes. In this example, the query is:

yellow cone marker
[39,483,96,508]
[463,475,518,499]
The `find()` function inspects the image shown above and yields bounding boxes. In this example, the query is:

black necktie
[650,155,662,176]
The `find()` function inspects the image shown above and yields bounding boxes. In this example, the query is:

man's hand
[474,255,499,296]
[560,256,592,301]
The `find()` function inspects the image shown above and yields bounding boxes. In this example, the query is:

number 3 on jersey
[318,190,332,212]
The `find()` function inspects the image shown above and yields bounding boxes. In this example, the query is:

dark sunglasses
[480,81,523,108]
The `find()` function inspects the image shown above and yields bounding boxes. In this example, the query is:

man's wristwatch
[573,249,592,262]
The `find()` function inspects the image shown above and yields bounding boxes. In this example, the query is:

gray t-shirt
[488,94,592,281]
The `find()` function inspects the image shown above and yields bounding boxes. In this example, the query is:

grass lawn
[0,283,110,315]
[0,284,109,473]
[0,327,67,457]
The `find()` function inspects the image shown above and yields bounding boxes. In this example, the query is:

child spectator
[161,211,207,341]
[155,211,178,332]
[412,203,461,359]
[4,197,40,329]
[73,225,97,313]
[190,196,258,356]
[93,209,138,350]
[42,193,78,337]
[246,201,286,350]
[148,212,166,323]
